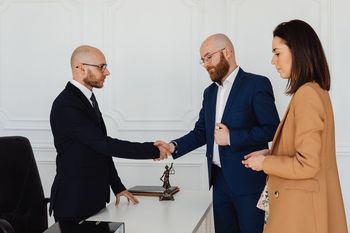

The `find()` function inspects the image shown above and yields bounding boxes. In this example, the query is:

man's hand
[241,149,270,171]
[115,190,139,206]
[153,140,174,161]
[214,123,230,146]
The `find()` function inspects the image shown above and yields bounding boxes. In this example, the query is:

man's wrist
[169,141,178,155]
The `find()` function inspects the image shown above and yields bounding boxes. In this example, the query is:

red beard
[206,52,229,85]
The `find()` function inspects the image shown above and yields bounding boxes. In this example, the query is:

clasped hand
[241,149,269,171]
[214,123,230,146]
[153,140,176,161]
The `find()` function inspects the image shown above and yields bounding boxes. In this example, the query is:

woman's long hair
[273,19,330,94]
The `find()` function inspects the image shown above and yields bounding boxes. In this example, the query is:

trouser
[212,165,264,233]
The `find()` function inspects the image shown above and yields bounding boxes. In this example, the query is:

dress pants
[212,165,264,233]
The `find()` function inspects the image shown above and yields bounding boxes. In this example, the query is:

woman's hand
[242,149,270,171]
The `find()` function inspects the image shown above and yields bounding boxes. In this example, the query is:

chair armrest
[0,218,15,233]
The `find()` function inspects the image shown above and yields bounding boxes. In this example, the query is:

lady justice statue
[159,163,175,201]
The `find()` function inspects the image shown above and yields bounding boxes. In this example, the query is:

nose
[203,61,211,69]
[271,55,276,65]
[104,68,110,76]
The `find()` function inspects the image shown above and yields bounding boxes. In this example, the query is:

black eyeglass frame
[76,63,108,72]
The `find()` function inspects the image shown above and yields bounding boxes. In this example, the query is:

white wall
[0,0,349,228]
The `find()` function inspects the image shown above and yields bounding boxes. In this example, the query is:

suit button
[274,191,279,198]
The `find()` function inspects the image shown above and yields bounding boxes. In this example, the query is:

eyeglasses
[76,63,108,72]
[199,48,226,65]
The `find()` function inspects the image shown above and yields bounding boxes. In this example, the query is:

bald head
[200,34,237,84]
[70,45,109,90]
[200,33,235,56]
[70,45,105,70]
[199,34,237,67]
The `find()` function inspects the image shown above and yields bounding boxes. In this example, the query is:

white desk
[87,191,213,233]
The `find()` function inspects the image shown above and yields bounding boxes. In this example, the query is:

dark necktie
[90,93,101,125]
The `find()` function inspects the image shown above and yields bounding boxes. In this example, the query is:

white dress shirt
[70,80,94,106]
[212,66,239,167]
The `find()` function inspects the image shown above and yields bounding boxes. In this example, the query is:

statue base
[159,191,175,201]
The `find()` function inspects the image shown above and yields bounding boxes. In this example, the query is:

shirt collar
[70,80,93,102]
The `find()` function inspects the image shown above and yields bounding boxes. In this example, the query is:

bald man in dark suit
[50,45,169,223]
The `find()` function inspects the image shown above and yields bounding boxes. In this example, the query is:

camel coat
[263,82,348,233]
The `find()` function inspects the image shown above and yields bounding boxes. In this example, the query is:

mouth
[208,68,215,74]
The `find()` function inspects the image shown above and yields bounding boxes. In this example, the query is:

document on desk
[128,185,180,196]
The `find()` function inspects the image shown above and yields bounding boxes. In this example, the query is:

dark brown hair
[273,19,330,94]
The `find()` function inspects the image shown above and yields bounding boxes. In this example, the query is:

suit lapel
[66,82,103,128]
[66,82,93,110]
[221,68,244,122]
[270,97,293,153]
[207,84,218,144]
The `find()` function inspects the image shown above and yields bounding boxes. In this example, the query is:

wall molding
[336,143,350,157]
[0,0,80,131]
[101,0,204,131]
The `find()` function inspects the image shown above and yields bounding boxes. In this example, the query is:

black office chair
[0,218,15,233]
[0,136,48,233]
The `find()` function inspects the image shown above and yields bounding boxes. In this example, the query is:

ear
[75,63,82,71]
[224,48,232,59]
[76,64,88,75]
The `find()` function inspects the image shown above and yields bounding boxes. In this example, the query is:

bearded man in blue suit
[156,34,279,233]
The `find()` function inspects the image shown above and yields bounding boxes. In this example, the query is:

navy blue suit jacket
[173,68,279,194]
[49,82,159,220]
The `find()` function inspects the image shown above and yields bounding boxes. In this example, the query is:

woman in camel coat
[243,19,348,233]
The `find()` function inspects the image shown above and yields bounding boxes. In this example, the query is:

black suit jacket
[49,82,159,220]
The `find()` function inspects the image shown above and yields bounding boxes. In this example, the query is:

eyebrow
[272,48,280,53]
[202,52,210,58]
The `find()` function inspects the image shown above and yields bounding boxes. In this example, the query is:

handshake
[152,123,231,161]
[153,140,175,161]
